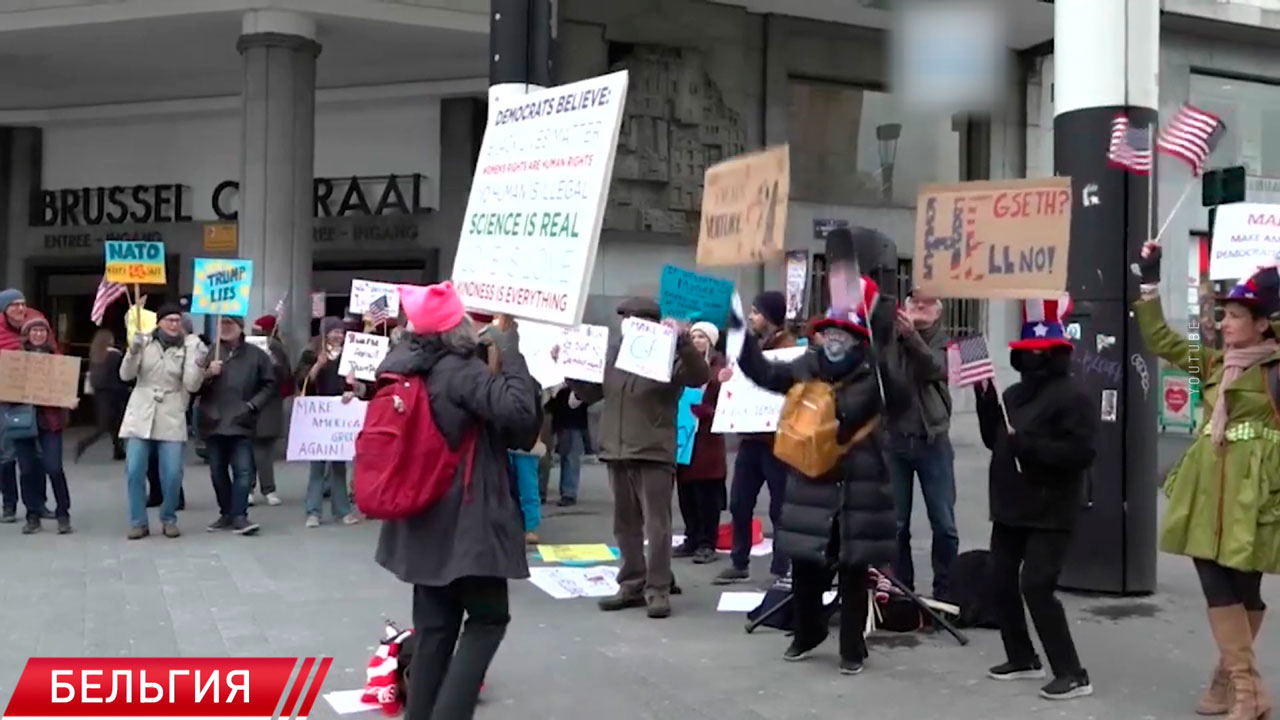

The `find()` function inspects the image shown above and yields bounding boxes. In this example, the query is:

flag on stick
[91,276,128,326]
[369,295,391,326]
[1157,104,1226,176]
[947,335,996,387]
[1107,115,1153,174]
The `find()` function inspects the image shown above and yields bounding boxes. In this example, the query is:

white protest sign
[245,336,270,352]
[337,331,390,382]
[517,319,568,389]
[711,346,807,434]
[348,279,401,317]
[311,291,326,319]
[451,70,630,325]
[614,317,676,383]
[286,396,368,461]
[1210,204,1280,280]
[558,324,609,383]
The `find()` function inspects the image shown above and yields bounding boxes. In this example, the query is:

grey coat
[374,330,539,587]
[255,338,293,440]
[885,321,952,439]
[119,333,207,442]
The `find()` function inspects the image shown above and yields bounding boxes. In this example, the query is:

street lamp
[876,122,902,203]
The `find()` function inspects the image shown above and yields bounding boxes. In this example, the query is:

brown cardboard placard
[0,351,82,409]
[696,145,790,267]
[912,177,1072,299]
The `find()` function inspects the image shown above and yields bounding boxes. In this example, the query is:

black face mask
[1011,350,1048,374]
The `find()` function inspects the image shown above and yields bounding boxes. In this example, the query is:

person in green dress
[1134,242,1280,720]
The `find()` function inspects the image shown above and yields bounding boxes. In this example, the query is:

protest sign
[614,317,676,383]
[527,566,620,600]
[104,241,166,285]
[125,306,156,338]
[0,350,82,409]
[912,177,1071,299]
[337,331,390,382]
[348,279,400,317]
[711,347,806,433]
[286,396,367,461]
[676,387,704,465]
[1209,203,1280,280]
[246,336,270,352]
[784,251,808,320]
[659,265,734,326]
[311,291,326,319]
[192,258,253,316]
[518,319,568,388]
[696,145,789,266]
[452,70,629,325]
[558,324,608,383]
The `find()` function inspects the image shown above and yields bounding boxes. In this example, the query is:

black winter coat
[737,332,896,569]
[374,330,539,587]
[255,338,293,440]
[973,360,1098,531]
[197,340,278,438]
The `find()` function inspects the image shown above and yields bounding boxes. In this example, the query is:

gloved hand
[130,333,147,353]
[1132,241,1162,284]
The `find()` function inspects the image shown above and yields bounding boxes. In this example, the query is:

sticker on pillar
[1081,183,1100,208]
[1100,389,1118,423]
[1065,322,1082,340]
[192,258,254,317]
[1096,333,1116,353]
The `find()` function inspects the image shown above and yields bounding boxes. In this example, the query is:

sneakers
[0,509,15,523]
[598,593,646,612]
[783,632,828,662]
[265,493,282,506]
[987,661,1047,681]
[713,567,750,585]
[162,523,180,538]
[839,658,865,675]
[247,494,256,506]
[207,516,233,532]
[672,541,696,559]
[556,496,577,507]
[22,517,41,535]
[341,513,361,526]
[305,515,321,528]
[57,517,73,535]
[127,526,150,540]
[1039,672,1093,700]
[230,517,260,536]
[525,531,540,545]
[646,594,672,619]
[692,547,719,564]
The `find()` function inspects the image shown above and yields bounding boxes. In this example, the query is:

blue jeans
[14,431,69,519]
[11,433,48,520]
[509,452,540,533]
[729,440,790,576]
[126,438,185,527]
[306,462,352,519]
[206,435,255,520]
[556,428,584,500]
[889,433,959,599]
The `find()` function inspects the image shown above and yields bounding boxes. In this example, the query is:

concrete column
[237,9,320,356]
[1053,0,1159,594]
[1,128,41,292]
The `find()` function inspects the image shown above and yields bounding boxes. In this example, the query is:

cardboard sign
[125,306,156,338]
[614,317,676,383]
[348,279,400,318]
[311,291,326,319]
[1209,203,1280,280]
[192,258,253,316]
[337,331,390,382]
[784,251,808,320]
[913,177,1071,299]
[557,324,608,383]
[676,387,704,465]
[711,347,806,434]
[0,350,82,409]
[286,396,367,461]
[452,70,630,325]
[104,240,166,284]
[659,265,734,326]
[696,145,790,266]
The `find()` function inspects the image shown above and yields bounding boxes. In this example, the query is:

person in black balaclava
[973,295,1097,702]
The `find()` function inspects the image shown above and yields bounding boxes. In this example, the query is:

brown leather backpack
[773,379,879,478]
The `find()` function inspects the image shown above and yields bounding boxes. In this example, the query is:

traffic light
[1202,165,1246,207]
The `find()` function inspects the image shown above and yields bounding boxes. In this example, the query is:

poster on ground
[1208,203,1280,280]
[0,350,82,409]
[711,347,806,434]
[191,258,253,317]
[912,177,1072,299]
[286,396,367,462]
[451,70,630,326]
[104,240,166,285]
[696,145,790,267]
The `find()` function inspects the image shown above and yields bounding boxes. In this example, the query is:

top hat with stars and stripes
[1010,293,1075,351]
[813,275,880,338]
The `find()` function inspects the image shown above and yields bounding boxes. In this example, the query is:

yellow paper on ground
[537,544,615,563]
[126,306,157,337]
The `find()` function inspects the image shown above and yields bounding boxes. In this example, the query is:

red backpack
[354,372,476,520]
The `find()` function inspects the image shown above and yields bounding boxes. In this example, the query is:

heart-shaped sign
[1165,386,1189,413]
[724,391,733,399]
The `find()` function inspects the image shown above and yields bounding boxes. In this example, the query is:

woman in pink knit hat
[372,281,540,720]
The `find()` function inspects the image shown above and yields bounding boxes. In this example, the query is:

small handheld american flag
[368,295,391,325]
[91,275,128,326]
[947,335,995,387]
[1157,104,1226,176]
[1107,115,1153,175]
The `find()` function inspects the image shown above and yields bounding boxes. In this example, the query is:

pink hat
[399,282,465,334]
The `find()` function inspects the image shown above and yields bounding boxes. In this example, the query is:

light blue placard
[191,258,253,317]
[676,387,704,466]
[659,265,734,327]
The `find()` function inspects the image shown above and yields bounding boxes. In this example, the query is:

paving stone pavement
[0,416,1265,719]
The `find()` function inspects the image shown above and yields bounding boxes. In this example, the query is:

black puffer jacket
[736,332,896,568]
[974,349,1098,530]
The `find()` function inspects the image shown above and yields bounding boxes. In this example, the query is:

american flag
[1107,115,1153,174]
[947,335,995,387]
[368,295,390,325]
[1157,104,1226,176]
[90,276,127,326]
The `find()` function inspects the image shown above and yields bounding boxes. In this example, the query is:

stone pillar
[237,9,320,357]
[1,128,41,292]
[1053,0,1159,594]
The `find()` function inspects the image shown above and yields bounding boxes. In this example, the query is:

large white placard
[614,317,676,383]
[558,324,609,383]
[711,347,807,434]
[516,319,568,389]
[348,279,401,317]
[286,396,368,462]
[1210,204,1280,280]
[338,331,390,382]
[451,70,630,325]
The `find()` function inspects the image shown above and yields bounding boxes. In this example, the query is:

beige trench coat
[118,334,207,442]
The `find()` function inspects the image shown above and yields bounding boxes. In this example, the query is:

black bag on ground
[949,549,1001,629]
